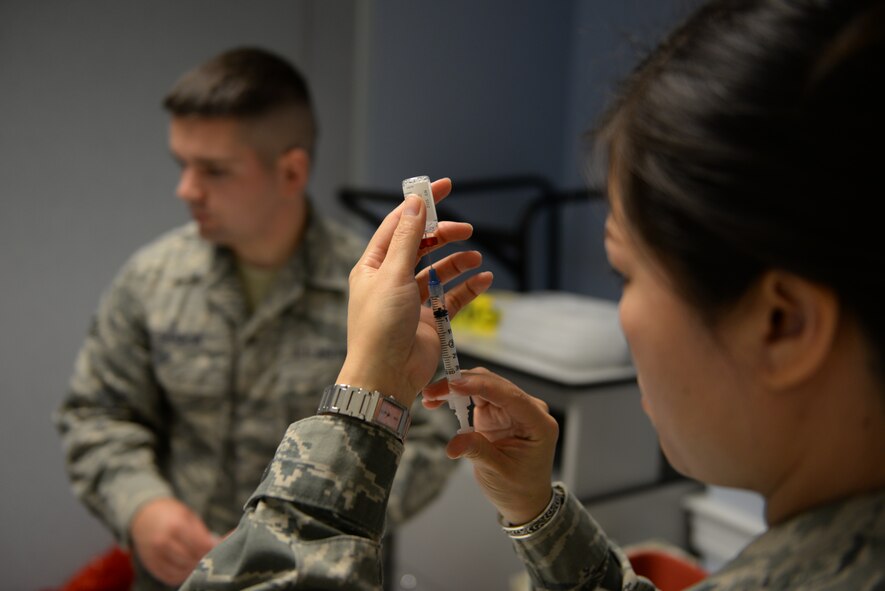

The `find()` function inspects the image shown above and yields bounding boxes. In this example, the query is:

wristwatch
[318,384,411,441]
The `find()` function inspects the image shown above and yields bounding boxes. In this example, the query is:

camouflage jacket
[182,415,398,590]
[513,484,885,590]
[183,412,884,590]
[55,209,456,588]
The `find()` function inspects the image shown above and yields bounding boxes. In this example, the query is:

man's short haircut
[163,46,317,159]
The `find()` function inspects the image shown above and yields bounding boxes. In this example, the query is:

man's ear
[749,271,840,390]
[277,147,310,196]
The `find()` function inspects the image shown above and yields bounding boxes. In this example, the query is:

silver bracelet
[501,483,566,539]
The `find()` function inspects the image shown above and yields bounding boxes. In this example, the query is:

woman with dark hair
[182,0,885,589]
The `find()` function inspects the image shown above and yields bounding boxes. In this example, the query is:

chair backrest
[339,177,605,291]
[522,187,606,291]
[340,175,549,291]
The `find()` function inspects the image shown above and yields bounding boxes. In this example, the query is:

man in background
[55,47,456,590]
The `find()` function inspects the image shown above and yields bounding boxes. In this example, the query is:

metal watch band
[318,384,411,441]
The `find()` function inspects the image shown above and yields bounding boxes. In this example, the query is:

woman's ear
[747,271,840,390]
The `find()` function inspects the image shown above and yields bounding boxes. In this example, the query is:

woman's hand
[423,368,559,525]
[337,178,494,406]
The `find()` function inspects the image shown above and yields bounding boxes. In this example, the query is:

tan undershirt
[236,260,280,312]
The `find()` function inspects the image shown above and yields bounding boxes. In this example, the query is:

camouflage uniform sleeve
[182,415,402,591]
[54,263,173,543]
[386,400,459,525]
[319,216,459,528]
[511,485,657,590]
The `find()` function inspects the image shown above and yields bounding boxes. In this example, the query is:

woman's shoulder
[701,489,884,590]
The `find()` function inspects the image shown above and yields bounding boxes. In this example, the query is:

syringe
[428,267,473,433]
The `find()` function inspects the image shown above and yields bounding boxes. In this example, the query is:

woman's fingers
[445,430,495,461]
[416,250,482,300]
[444,272,494,318]
[430,177,453,204]
[414,178,467,259]
[417,220,474,260]
[383,196,427,275]
[425,369,552,431]
[415,256,493,323]
[358,197,423,271]
[422,377,454,398]
[429,369,558,525]
[363,177,460,269]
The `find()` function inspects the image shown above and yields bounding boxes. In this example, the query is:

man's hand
[130,497,218,585]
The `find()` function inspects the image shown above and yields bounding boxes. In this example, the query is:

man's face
[169,116,288,251]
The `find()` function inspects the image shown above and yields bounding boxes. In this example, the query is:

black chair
[340,178,605,291]
[340,176,608,292]
[521,187,606,291]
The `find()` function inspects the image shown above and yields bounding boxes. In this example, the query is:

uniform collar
[176,200,351,331]
[171,199,349,295]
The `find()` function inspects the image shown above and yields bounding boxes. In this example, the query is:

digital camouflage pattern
[55,208,457,590]
[182,415,398,590]
[513,484,885,590]
[689,490,885,591]
[184,412,884,590]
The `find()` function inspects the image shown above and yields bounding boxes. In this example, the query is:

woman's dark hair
[597,0,885,370]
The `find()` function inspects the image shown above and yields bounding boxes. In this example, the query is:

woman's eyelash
[608,265,627,284]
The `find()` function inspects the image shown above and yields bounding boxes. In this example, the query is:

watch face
[376,399,405,431]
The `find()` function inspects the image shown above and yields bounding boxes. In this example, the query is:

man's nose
[176,168,204,203]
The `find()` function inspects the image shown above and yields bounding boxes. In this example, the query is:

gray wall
[0,2,355,587]
[352,0,694,297]
[355,0,573,185]
[557,1,696,296]
[0,1,694,588]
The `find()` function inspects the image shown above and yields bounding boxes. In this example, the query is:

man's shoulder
[122,223,212,282]
[310,213,367,267]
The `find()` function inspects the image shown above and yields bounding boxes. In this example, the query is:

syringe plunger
[445,392,472,435]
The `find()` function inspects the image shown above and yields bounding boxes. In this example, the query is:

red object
[420,236,439,249]
[59,546,134,591]
[628,549,707,591]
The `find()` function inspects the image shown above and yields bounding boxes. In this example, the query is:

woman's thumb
[386,195,425,270]
[446,432,490,461]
